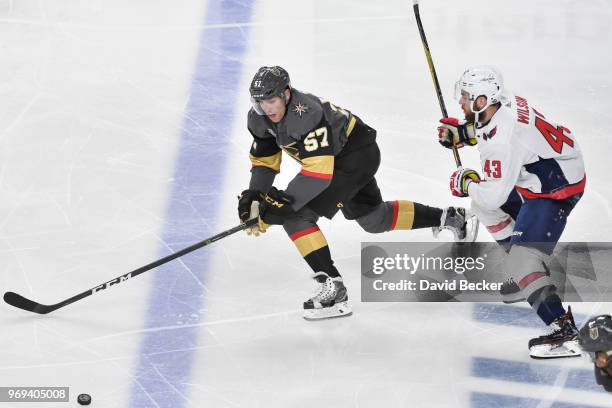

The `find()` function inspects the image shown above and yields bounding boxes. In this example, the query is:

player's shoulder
[505,93,540,129]
[283,89,323,139]
[247,108,273,138]
[504,93,547,141]
[289,89,323,114]
[478,105,515,147]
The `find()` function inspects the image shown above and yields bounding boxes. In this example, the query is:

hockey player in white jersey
[437,66,585,359]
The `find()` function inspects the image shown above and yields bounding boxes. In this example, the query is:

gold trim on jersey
[249,151,282,172]
[301,155,334,178]
[346,116,357,137]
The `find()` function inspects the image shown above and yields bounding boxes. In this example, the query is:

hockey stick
[3,218,259,314]
[413,0,462,168]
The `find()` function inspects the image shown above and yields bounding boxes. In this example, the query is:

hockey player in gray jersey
[238,66,476,320]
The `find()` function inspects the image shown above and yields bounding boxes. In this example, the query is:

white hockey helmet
[454,65,504,114]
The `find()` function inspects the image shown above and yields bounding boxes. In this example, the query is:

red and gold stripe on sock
[289,226,328,257]
[390,200,415,230]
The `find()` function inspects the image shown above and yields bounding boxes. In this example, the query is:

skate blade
[529,340,582,359]
[502,297,526,304]
[501,292,525,304]
[432,213,480,242]
[303,301,353,321]
[460,213,479,243]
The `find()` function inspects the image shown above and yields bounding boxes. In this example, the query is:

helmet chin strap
[470,98,490,128]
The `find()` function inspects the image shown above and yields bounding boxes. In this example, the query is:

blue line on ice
[471,392,604,408]
[470,305,600,406]
[473,303,588,329]
[129,1,255,407]
[471,357,603,393]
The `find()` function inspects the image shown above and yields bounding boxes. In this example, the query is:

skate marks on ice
[128,0,257,407]
[472,304,589,330]
[471,392,604,408]
[472,357,601,393]
[470,303,611,407]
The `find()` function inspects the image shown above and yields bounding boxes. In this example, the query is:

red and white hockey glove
[438,117,477,149]
[450,168,481,197]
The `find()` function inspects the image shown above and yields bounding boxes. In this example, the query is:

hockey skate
[529,306,581,359]
[432,207,479,242]
[499,278,525,304]
[303,272,352,321]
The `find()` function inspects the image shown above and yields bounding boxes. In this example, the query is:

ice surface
[1,0,612,407]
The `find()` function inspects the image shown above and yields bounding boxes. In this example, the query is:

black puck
[77,393,91,406]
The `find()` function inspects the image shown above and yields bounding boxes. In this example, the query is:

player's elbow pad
[480,192,511,211]
[470,184,509,211]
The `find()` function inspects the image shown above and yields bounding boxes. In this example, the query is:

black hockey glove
[237,189,261,222]
[259,187,296,225]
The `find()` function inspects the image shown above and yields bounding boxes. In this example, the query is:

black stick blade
[3,292,51,314]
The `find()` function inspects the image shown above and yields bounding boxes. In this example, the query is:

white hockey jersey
[467,94,585,210]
